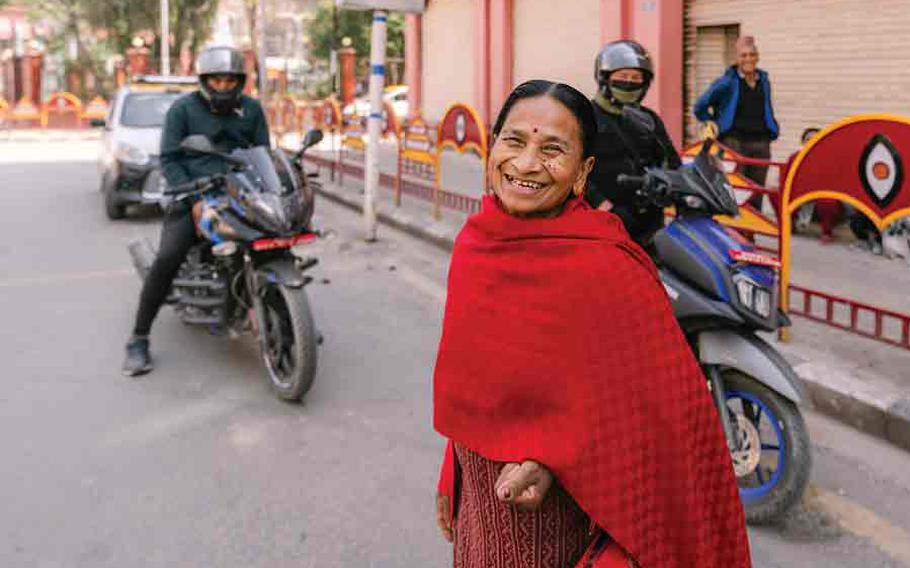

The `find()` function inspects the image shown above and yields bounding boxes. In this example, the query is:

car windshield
[120,92,183,127]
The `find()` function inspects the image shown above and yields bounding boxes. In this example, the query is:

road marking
[0,268,133,289]
[807,486,910,564]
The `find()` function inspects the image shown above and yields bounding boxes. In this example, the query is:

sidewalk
[306,159,910,452]
[0,128,102,143]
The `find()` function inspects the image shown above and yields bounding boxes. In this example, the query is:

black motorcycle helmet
[594,40,654,106]
[196,46,247,115]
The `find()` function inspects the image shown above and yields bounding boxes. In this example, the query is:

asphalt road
[1,140,909,567]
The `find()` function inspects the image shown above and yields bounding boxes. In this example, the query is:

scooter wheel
[723,370,812,524]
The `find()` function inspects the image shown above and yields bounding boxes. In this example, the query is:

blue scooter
[617,122,811,524]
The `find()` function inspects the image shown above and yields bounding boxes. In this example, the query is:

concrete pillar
[338,46,357,105]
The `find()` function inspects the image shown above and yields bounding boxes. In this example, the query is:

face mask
[609,80,644,105]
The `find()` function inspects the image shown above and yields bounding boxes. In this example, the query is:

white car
[342,85,409,122]
[95,75,197,219]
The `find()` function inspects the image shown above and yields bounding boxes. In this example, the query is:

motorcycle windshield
[231,146,287,195]
[688,151,740,217]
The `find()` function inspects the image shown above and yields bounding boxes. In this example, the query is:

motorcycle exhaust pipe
[127,238,156,282]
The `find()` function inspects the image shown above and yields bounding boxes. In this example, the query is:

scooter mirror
[302,129,324,151]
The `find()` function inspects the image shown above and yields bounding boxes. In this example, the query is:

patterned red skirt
[453,444,593,568]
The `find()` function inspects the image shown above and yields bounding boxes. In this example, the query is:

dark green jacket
[160,92,270,187]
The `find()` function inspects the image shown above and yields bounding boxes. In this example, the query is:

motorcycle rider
[122,46,271,376]
[586,40,681,247]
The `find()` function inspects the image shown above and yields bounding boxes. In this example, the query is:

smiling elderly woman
[432,80,751,568]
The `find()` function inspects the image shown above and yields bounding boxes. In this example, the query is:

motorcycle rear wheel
[722,369,811,524]
[259,283,318,401]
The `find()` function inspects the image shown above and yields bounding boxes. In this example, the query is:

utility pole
[258,0,267,98]
[160,0,170,75]
[363,10,386,241]
[331,2,339,94]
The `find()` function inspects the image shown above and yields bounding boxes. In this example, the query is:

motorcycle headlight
[734,275,773,318]
[115,142,150,166]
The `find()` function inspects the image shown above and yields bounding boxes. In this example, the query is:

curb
[316,179,457,252]
[792,362,910,451]
[315,180,910,453]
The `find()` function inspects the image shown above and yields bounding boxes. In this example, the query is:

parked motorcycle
[129,130,325,401]
[617,111,811,523]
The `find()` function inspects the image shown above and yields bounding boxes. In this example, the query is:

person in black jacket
[122,46,270,376]
[586,40,680,247]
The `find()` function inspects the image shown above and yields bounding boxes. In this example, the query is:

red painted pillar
[600,0,684,147]
[600,0,631,44]
[338,46,357,105]
[242,48,257,95]
[633,0,683,147]
[126,46,151,76]
[20,53,43,105]
[489,0,512,119]
[404,13,422,118]
[474,0,491,125]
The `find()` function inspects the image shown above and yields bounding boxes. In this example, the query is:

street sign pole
[363,10,386,242]
[160,0,170,75]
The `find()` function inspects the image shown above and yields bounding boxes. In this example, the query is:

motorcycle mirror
[180,135,217,155]
[621,105,656,135]
[302,129,324,151]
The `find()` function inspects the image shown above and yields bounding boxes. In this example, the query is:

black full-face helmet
[594,40,654,105]
[196,46,247,115]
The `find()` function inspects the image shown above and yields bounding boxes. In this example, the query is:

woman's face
[488,96,594,217]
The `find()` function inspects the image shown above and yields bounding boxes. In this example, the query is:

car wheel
[105,187,126,220]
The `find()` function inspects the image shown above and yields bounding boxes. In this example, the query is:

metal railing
[789,285,910,350]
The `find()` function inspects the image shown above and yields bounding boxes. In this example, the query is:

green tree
[81,0,218,65]
[308,0,404,63]
[24,0,97,96]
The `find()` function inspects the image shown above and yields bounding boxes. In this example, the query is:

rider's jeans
[132,203,198,336]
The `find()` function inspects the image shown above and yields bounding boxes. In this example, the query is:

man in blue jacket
[694,35,779,198]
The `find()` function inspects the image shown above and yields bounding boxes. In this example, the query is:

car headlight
[734,274,773,318]
[114,142,150,166]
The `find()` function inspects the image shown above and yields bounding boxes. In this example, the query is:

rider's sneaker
[122,336,153,377]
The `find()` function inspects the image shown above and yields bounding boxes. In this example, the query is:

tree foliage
[25,0,219,67]
[308,0,405,62]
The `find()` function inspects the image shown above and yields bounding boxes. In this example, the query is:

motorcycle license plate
[252,233,318,251]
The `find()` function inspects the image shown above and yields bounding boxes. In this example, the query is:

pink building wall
[407,0,685,146]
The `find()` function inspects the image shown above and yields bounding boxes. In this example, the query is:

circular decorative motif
[859,133,903,208]
[455,112,467,145]
[872,161,890,180]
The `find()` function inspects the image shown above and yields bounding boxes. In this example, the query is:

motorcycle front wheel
[722,369,812,524]
[259,283,318,401]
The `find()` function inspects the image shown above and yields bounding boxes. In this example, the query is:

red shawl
[434,196,751,568]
